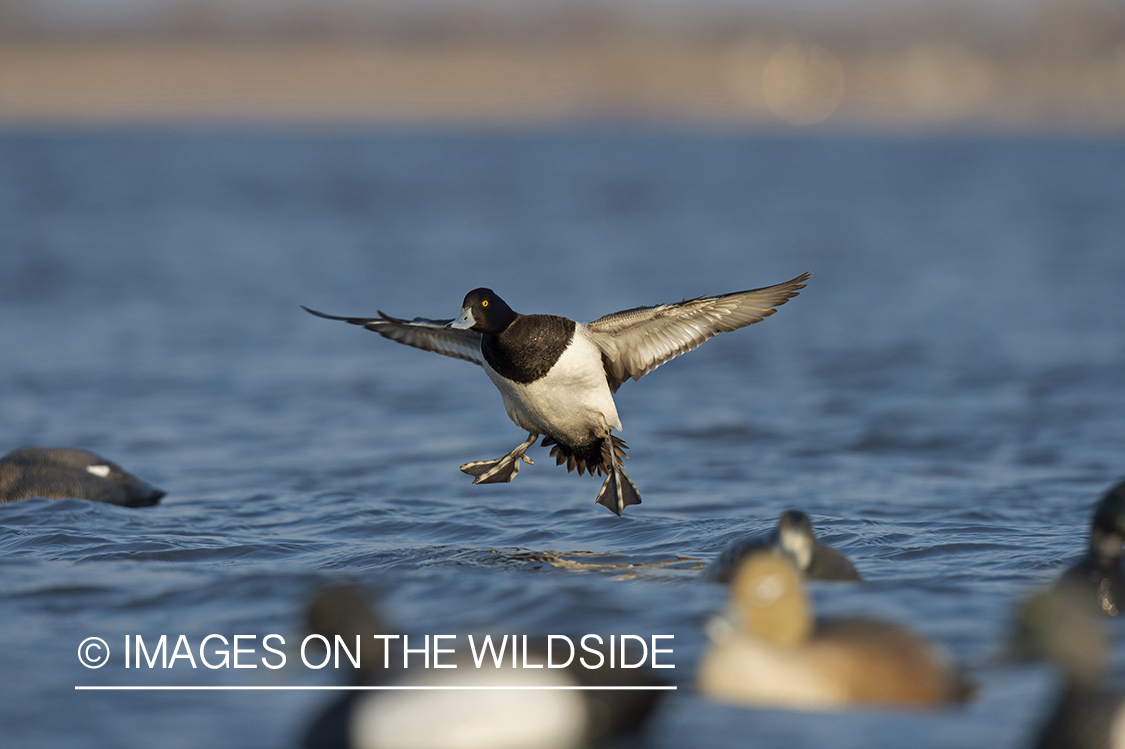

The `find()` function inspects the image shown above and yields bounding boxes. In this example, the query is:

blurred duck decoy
[707,510,862,583]
[697,551,973,710]
[300,586,660,749]
[1008,583,1123,749]
[0,447,164,507]
[304,274,808,516]
[1057,480,1125,616]
[300,586,397,749]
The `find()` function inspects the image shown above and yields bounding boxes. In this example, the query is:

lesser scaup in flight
[707,510,862,583]
[304,274,808,515]
[697,551,973,709]
[0,447,165,507]
[1057,480,1125,616]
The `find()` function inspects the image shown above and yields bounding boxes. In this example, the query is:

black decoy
[0,447,164,507]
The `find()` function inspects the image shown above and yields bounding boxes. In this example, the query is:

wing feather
[585,273,809,391]
[302,306,484,366]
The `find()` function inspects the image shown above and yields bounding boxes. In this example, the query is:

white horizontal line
[75,685,677,691]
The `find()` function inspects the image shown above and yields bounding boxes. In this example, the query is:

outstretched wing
[585,273,809,392]
[302,306,484,366]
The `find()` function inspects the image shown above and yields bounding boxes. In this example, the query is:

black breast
[482,314,575,384]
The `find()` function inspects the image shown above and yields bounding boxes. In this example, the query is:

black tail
[543,435,628,478]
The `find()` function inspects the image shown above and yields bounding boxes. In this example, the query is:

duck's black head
[1090,480,1125,561]
[778,510,814,537]
[449,288,518,335]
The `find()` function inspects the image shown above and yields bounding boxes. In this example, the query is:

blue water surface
[1,128,1123,748]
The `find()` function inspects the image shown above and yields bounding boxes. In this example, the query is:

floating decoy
[1057,480,1125,616]
[1008,583,1122,749]
[0,446,164,507]
[304,274,808,515]
[697,551,973,710]
[300,586,661,749]
[707,510,862,583]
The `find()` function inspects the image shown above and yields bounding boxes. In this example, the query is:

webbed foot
[595,465,642,516]
[460,433,538,485]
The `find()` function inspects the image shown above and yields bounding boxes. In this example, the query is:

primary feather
[301,306,484,366]
[586,272,809,392]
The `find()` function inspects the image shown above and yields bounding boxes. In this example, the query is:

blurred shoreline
[0,0,1122,130]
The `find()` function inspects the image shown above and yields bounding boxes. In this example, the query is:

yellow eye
[481,300,489,308]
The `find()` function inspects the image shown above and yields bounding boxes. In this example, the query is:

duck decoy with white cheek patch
[0,447,165,507]
[304,273,809,516]
[1057,480,1125,616]
[707,510,862,583]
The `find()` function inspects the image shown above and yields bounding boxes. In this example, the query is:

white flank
[350,668,587,749]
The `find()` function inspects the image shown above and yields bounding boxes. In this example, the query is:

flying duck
[0,446,165,507]
[304,273,808,516]
[707,510,862,583]
[1056,480,1125,616]
[698,551,973,710]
